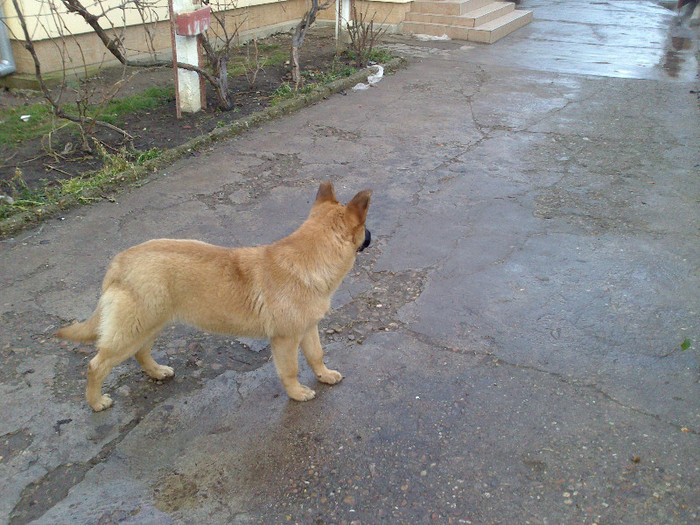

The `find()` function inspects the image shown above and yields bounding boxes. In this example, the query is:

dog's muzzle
[358,228,371,252]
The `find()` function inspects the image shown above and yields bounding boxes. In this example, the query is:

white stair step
[469,9,533,43]
[467,2,515,26]
[405,12,476,28]
[402,21,470,40]
[405,2,514,28]
[402,1,533,44]
[411,0,491,16]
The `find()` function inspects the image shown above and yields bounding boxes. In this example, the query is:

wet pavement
[457,0,699,80]
[1,1,699,524]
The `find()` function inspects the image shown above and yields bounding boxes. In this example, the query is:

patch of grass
[0,103,58,145]
[260,47,289,68]
[305,60,358,84]
[94,86,174,124]
[227,57,251,77]
[270,69,349,106]
[369,48,394,63]
[0,144,161,219]
[270,59,362,106]
[227,43,288,77]
[257,43,282,53]
[57,147,125,202]
[0,87,174,147]
[343,48,396,69]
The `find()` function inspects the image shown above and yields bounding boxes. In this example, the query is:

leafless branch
[10,0,132,151]
[291,0,333,86]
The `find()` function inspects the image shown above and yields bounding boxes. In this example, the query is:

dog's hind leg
[86,288,163,411]
[134,332,174,380]
[86,349,128,411]
[301,326,342,385]
[87,329,162,411]
[271,335,316,401]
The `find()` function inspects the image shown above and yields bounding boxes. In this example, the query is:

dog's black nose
[358,228,371,252]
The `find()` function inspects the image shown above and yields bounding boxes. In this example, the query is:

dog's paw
[317,368,343,385]
[90,394,113,412]
[288,384,316,402]
[148,365,174,380]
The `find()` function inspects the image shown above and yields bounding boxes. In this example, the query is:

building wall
[2,0,409,75]
[318,0,411,26]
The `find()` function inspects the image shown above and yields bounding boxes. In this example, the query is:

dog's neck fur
[268,208,358,294]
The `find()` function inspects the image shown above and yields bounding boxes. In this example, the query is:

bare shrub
[345,5,387,69]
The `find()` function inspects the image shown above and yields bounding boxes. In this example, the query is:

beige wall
[2,0,169,41]
[2,0,408,75]
[1,0,309,40]
[318,0,411,26]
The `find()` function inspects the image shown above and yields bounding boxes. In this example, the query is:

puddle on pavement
[661,36,693,78]
[663,49,682,77]
[671,36,692,50]
[395,0,700,81]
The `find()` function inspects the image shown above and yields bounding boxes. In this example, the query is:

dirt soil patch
[0,27,365,195]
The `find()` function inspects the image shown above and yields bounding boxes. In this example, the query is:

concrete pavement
[1,1,699,523]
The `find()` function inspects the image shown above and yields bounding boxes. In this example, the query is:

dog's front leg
[270,335,316,401]
[301,326,343,385]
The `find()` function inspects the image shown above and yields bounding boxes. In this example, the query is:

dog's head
[313,181,372,252]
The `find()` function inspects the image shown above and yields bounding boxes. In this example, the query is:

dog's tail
[56,307,100,343]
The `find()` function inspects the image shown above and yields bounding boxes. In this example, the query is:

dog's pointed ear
[315,181,338,204]
[347,190,372,224]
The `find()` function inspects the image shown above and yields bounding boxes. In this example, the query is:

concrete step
[469,8,533,43]
[466,2,516,25]
[410,0,491,17]
[403,4,533,44]
[402,20,470,41]
[404,2,514,28]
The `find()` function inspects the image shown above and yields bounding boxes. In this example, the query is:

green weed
[136,148,162,164]
[270,83,296,105]
[0,143,162,219]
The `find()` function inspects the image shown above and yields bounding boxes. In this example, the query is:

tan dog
[56,182,372,411]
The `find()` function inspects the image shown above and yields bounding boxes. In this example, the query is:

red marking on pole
[175,6,211,36]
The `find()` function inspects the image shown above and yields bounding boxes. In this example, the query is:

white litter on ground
[351,64,385,92]
[367,65,384,85]
[415,33,450,41]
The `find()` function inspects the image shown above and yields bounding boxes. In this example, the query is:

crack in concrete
[311,124,361,143]
[7,325,271,523]
[400,326,698,436]
[8,414,143,525]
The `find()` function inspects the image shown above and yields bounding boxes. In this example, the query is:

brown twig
[44,165,75,177]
